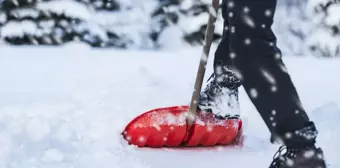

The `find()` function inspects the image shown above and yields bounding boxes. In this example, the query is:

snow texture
[0,45,339,167]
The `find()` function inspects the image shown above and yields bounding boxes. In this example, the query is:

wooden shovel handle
[186,0,221,127]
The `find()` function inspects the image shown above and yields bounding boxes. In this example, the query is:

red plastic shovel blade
[183,112,242,147]
[122,106,188,147]
[122,105,242,148]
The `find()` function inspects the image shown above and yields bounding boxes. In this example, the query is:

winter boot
[269,122,327,168]
[198,65,241,119]
[269,145,326,168]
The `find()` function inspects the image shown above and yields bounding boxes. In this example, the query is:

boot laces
[273,146,288,160]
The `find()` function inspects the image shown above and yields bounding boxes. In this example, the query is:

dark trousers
[215,0,315,144]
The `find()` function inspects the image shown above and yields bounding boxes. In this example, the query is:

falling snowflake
[261,24,266,28]
[163,137,167,141]
[303,150,316,158]
[272,110,277,115]
[317,153,324,159]
[228,1,234,8]
[249,88,258,98]
[265,9,272,17]
[201,52,208,62]
[215,65,223,75]
[279,64,288,73]
[233,68,244,81]
[295,110,300,114]
[231,26,235,33]
[244,38,251,45]
[243,15,255,28]
[225,26,229,31]
[271,85,278,92]
[285,158,294,167]
[285,132,292,139]
[230,52,236,59]
[272,122,276,127]
[243,6,250,13]
[270,117,274,121]
[261,69,276,85]
[229,12,234,18]
[275,53,281,59]
[207,126,213,132]
[138,136,145,142]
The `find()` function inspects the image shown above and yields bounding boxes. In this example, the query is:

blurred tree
[306,0,340,57]
[0,0,133,48]
[149,0,223,48]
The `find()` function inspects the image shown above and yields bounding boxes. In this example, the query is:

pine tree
[150,0,223,47]
[306,0,340,57]
[0,0,143,48]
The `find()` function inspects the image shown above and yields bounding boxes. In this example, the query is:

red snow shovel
[122,0,242,148]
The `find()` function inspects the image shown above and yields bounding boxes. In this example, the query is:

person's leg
[198,0,241,119]
[224,0,326,167]
[225,0,314,145]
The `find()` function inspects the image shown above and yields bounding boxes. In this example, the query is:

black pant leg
[214,0,232,72]
[215,0,316,144]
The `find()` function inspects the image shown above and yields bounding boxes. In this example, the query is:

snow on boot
[269,145,327,168]
[269,122,327,168]
[198,65,241,119]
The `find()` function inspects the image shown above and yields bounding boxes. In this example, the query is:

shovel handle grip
[187,0,221,127]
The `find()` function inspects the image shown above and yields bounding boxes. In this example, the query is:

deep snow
[0,44,339,168]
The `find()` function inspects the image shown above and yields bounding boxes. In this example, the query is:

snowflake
[138,136,145,142]
[231,26,235,33]
[275,53,281,59]
[249,88,258,98]
[270,117,274,121]
[317,153,324,159]
[295,110,300,114]
[229,12,234,18]
[224,26,229,31]
[265,9,272,17]
[279,64,288,73]
[261,24,266,28]
[303,150,315,158]
[272,110,277,115]
[244,38,251,45]
[285,158,294,167]
[272,122,276,127]
[230,52,236,59]
[271,85,278,92]
[233,68,244,80]
[207,126,213,132]
[261,69,276,85]
[285,132,292,139]
[228,1,235,8]
[243,15,255,28]
[243,7,250,13]
[215,65,223,75]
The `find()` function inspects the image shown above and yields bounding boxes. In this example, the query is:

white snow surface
[0,44,339,168]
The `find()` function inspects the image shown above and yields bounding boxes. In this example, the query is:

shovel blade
[122,106,242,148]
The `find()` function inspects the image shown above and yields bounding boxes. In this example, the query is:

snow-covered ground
[0,44,339,168]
